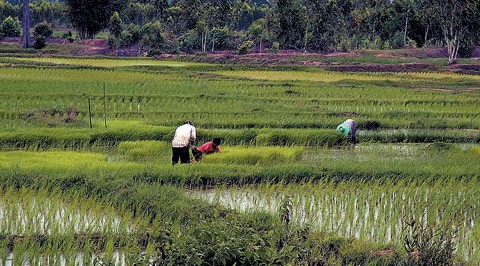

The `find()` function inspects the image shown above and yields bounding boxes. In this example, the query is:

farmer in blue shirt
[337,119,357,144]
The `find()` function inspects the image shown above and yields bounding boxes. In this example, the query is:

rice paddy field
[0,56,479,265]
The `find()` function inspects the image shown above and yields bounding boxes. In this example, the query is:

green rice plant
[0,162,415,264]
[7,57,214,68]
[0,187,137,237]
[214,69,480,83]
[0,234,9,264]
[255,129,345,146]
[403,216,458,265]
[0,143,477,187]
[116,140,171,162]
[194,178,480,263]
[0,126,347,150]
[1,55,479,264]
[1,59,479,134]
[201,146,303,166]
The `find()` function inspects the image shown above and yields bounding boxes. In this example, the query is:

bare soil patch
[416,87,480,94]
[2,37,480,75]
[326,62,436,72]
[448,64,480,75]
[375,47,448,59]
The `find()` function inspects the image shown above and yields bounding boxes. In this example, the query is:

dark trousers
[191,146,203,161]
[348,121,358,144]
[172,146,190,165]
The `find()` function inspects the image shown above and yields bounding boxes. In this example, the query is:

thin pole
[103,83,107,128]
[88,97,92,129]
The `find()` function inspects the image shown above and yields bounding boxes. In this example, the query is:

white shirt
[172,124,196,148]
[344,119,355,128]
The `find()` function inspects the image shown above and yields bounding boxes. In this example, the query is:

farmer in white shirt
[171,120,196,165]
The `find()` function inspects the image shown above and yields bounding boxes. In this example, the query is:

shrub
[62,31,74,43]
[390,31,405,49]
[0,16,20,37]
[271,42,280,53]
[237,40,254,55]
[33,22,53,49]
[403,218,458,265]
[141,21,167,53]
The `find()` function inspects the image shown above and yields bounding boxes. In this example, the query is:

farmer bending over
[192,138,221,161]
[172,120,196,165]
[336,119,357,145]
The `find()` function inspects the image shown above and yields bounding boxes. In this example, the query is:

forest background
[0,0,479,64]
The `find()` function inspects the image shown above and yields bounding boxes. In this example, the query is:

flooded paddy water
[190,144,480,262]
[191,184,479,261]
[0,189,139,265]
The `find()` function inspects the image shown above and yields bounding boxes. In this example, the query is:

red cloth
[198,141,221,153]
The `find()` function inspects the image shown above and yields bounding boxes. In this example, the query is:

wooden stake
[88,97,92,129]
[103,83,107,128]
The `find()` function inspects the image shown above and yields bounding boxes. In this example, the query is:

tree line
[1,0,479,63]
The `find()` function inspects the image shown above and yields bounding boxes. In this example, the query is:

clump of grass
[201,146,303,166]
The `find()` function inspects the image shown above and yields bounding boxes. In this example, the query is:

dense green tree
[210,26,230,51]
[307,0,353,52]
[228,0,245,30]
[108,11,124,49]
[415,0,439,46]
[247,18,268,52]
[125,1,155,25]
[109,11,124,38]
[271,0,304,49]
[110,0,128,16]
[179,28,198,53]
[148,0,168,21]
[30,0,56,25]
[173,0,201,31]
[0,15,20,36]
[141,20,167,54]
[166,5,182,33]
[66,0,112,39]
[0,0,20,22]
